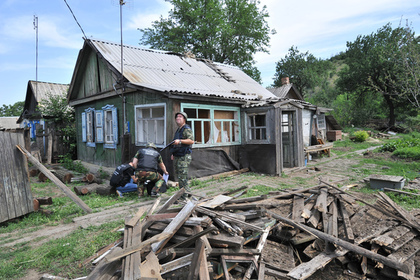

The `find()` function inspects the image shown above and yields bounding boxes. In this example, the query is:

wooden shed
[0,129,33,224]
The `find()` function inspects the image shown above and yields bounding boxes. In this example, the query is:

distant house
[17,80,69,162]
[67,39,334,176]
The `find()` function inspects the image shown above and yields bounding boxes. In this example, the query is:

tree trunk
[54,169,74,184]
[74,183,114,196]
[383,94,396,127]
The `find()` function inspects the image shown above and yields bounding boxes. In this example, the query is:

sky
[1,0,420,107]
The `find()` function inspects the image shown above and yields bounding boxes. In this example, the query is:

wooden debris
[79,182,420,280]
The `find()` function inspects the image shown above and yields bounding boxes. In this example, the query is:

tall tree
[337,23,418,127]
[273,46,333,97]
[139,0,275,82]
[0,101,24,117]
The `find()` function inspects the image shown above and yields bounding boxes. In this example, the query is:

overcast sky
[1,0,419,107]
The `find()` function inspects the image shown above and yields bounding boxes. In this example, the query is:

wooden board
[199,194,233,209]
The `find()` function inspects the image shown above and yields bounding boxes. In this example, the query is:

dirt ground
[2,147,419,280]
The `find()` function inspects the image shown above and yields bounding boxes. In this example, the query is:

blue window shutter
[112,107,118,146]
[95,110,104,143]
[81,112,87,142]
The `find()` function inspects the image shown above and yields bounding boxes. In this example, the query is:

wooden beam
[16,145,92,214]
[105,232,171,263]
[151,200,198,253]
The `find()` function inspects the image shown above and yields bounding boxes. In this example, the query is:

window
[248,113,267,140]
[81,105,118,149]
[135,103,166,147]
[182,104,240,147]
[82,108,95,147]
[102,104,118,149]
[317,114,326,130]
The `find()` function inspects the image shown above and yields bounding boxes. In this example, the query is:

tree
[0,101,24,117]
[273,46,333,97]
[38,92,76,158]
[337,23,418,127]
[396,22,420,109]
[139,0,275,82]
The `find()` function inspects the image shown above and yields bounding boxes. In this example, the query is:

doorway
[282,111,296,168]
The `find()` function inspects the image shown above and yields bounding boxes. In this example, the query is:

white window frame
[85,107,95,147]
[181,103,241,148]
[247,113,267,141]
[102,104,118,149]
[317,114,326,130]
[135,103,166,147]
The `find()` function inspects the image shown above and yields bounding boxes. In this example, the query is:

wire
[63,0,87,39]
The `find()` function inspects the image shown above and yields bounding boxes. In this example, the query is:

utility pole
[33,15,38,97]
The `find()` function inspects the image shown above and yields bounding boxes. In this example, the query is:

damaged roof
[87,39,277,102]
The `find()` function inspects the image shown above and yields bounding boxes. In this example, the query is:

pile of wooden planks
[83,182,420,280]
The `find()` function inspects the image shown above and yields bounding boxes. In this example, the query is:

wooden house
[67,39,332,176]
[268,77,340,146]
[17,80,70,162]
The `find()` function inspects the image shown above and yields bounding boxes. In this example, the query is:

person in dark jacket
[110,160,137,198]
[133,142,168,197]
[170,112,194,198]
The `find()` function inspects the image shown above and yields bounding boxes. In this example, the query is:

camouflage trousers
[136,170,163,196]
[173,154,192,194]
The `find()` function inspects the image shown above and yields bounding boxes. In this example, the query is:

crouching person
[110,160,138,198]
[133,143,169,197]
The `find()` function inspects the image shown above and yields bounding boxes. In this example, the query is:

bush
[353,130,369,142]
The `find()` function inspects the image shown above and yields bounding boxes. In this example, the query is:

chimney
[281,77,290,85]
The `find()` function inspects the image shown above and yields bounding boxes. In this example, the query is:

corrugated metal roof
[89,39,277,102]
[267,84,293,98]
[29,81,69,102]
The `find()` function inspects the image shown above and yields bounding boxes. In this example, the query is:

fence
[0,129,33,223]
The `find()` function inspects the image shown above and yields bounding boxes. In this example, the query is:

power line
[63,0,87,39]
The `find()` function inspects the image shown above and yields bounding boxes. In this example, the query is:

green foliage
[38,91,77,159]
[139,0,275,82]
[337,23,419,127]
[273,46,334,97]
[392,146,420,160]
[353,130,369,142]
[59,156,89,174]
[0,101,24,116]
[379,136,420,152]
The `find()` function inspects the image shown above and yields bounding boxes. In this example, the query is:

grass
[0,221,123,279]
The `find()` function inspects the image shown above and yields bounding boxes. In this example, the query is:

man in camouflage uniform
[170,112,194,198]
[133,143,168,197]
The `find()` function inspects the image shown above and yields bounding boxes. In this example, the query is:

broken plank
[139,252,163,280]
[224,194,268,205]
[207,232,245,248]
[160,253,193,275]
[187,236,205,280]
[387,237,420,263]
[292,195,305,223]
[151,200,198,253]
[196,206,263,231]
[199,194,232,209]
[378,191,420,227]
[338,198,354,243]
[164,226,217,250]
[16,145,92,214]
[105,232,171,263]
[371,225,411,247]
[387,229,417,252]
